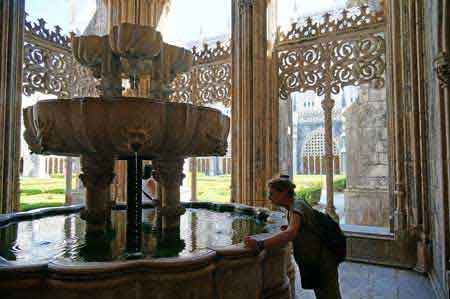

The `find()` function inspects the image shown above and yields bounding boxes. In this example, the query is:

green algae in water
[0,208,268,263]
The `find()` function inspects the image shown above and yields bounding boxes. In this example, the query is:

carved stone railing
[277,33,386,100]
[170,40,232,108]
[23,14,97,98]
[24,16,71,49]
[277,5,384,45]
[192,40,231,65]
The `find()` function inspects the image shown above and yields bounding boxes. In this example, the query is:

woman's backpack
[300,198,347,264]
[311,209,347,264]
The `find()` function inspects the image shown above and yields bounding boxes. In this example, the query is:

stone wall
[343,84,390,227]
[424,0,449,297]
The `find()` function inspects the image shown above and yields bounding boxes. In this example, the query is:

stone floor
[294,261,436,299]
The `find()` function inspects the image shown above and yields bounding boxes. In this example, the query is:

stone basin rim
[33,97,225,113]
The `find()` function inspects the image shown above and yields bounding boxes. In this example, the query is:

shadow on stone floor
[293,261,436,299]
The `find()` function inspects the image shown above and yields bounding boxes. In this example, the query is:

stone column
[79,155,115,232]
[322,96,338,220]
[65,157,73,204]
[0,0,24,213]
[191,158,197,201]
[231,0,278,207]
[151,158,187,256]
[152,159,186,231]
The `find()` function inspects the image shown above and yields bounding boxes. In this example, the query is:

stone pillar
[65,157,73,204]
[152,159,186,231]
[191,158,197,202]
[231,0,278,207]
[0,0,24,213]
[79,155,115,232]
[322,97,338,219]
[22,154,47,177]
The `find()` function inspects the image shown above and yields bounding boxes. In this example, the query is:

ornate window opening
[276,2,389,230]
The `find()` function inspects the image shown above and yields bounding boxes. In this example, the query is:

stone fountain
[6,23,294,299]
[23,22,229,255]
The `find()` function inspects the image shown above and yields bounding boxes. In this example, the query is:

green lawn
[187,173,231,203]
[19,174,346,211]
[188,173,346,203]
[19,176,75,211]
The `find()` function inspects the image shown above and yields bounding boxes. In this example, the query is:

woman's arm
[244,212,301,250]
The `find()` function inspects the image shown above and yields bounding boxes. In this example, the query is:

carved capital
[152,159,185,187]
[79,172,115,190]
[80,155,115,189]
[434,52,450,87]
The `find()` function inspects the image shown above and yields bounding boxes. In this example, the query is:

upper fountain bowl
[109,23,163,59]
[23,97,230,159]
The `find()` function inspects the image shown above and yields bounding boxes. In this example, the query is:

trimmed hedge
[333,177,347,192]
[20,202,65,211]
[296,186,322,206]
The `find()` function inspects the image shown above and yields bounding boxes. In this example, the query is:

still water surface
[0,208,267,263]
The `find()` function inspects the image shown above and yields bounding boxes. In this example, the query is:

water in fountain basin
[0,208,267,263]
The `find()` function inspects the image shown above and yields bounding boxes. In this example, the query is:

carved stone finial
[434,52,450,87]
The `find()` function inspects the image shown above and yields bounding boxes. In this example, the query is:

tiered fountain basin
[0,203,291,299]
[23,97,230,158]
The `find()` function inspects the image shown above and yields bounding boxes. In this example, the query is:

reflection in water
[0,209,267,263]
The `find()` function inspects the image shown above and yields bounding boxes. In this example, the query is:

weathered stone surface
[343,83,389,227]
[23,98,229,158]
[344,189,389,227]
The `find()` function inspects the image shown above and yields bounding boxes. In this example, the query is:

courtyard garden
[20,174,346,211]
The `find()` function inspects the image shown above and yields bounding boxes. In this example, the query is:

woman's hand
[244,236,258,250]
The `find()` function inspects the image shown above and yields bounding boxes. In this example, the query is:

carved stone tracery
[277,5,384,44]
[22,42,72,98]
[192,40,231,65]
[170,41,232,108]
[23,14,98,99]
[278,34,386,100]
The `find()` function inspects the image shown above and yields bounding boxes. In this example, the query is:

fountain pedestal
[152,159,186,234]
[79,155,115,232]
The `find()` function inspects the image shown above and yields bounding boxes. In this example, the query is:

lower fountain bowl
[0,202,293,299]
